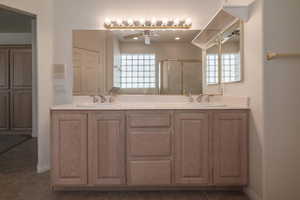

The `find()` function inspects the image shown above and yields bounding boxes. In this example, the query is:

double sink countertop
[51,95,250,110]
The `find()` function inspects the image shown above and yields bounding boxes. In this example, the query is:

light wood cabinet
[51,109,248,189]
[126,111,173,186]
[213,112,248,186]
[51,112,88,186]
[174,111,210,185]
[89,111,125,185]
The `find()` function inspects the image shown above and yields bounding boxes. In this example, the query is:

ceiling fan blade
[123,33,143,40]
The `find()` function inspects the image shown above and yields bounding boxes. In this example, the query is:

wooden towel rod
[267,52,300,60]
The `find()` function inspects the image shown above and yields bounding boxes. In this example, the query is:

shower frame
[158,59,201,95]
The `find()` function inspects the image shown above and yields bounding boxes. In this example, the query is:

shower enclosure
[159,59,202,95]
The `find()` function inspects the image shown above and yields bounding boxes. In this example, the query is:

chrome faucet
[107,87,120,103]
[98,94,107,103]
[196,94,204,103]
[185,89,194,103]
[90,94,106,103]
[90,95,99,103]
[196,94,214,103]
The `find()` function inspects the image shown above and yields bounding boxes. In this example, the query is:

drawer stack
[126,111,173,185]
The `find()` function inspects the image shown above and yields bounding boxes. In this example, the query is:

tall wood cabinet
[0,46,32,134]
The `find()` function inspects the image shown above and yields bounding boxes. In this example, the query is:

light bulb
[151,17,157,26]
[173,18,180,26]
[185,18,192,25]
[139,18,146,26]
[104,18,111,25]
[128,18,134,25]
[116,18,123,26]
[162,18,169,26]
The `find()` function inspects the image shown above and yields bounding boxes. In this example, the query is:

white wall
[0,0,54,173]
[263,0,300,199]
[204,1,264,199]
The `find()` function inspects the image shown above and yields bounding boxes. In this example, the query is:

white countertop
[51,95,250,110]
[51,103,249,111]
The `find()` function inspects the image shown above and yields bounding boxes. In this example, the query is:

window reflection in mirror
[221,21,241,83]
[205,20,242,86]
[206,43,219,85]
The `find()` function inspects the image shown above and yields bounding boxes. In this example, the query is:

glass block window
[206,54,219,84]
[221,53,241,83]
[120,54,156,89]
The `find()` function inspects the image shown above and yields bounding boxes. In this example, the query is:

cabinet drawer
[128,130,171,157]
[128,160,171,185]
[127,112,171,128]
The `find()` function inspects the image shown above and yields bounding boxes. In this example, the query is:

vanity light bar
[104,18,192,30]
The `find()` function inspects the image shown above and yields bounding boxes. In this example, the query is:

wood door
[51,112,88,186]
[213,111,248,186]
[10,48,32,89]
[89,111,125,185]
[0,48,9,89]
[11,90,32,131]
[174,112,210,185]
[73,48,103,95]
[0,91,10,131]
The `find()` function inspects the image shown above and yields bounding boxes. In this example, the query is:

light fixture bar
[104,25,192,30]
[104,18,192,30]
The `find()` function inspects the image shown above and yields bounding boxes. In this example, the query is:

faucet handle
[90,95,99,103]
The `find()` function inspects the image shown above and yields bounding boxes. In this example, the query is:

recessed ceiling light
[175,37,181,40]
[133,37,139,40]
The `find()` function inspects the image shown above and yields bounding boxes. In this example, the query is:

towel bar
[267,52,300,60]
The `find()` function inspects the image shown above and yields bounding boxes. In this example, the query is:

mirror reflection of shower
[159,59,202,95]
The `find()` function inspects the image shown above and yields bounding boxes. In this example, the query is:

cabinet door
[0,91,10,131]
[174,112,210,185]
[89,112,125,185]
[11,90,32,131]
[10,48,32,89]
[51,112,88,186]
[213,112,248,186]
[0,48,9,89]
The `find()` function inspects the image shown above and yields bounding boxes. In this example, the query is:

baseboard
[244,187,262,200]
[37,164,50,173]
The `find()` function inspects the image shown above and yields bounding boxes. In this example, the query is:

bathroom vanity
[50,100,249,191]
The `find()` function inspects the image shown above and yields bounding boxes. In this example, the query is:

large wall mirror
[72,30,202,96]
[205,20,243,86]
